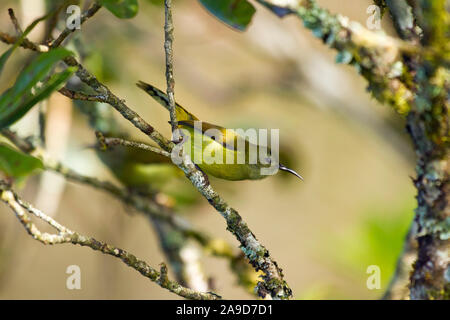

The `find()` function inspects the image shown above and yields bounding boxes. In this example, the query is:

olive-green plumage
[136,81,303,181]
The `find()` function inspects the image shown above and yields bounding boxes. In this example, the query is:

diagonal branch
[0,181,219,300]
[257,0,418,114]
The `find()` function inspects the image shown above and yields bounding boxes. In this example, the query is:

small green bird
[137,81,303,181]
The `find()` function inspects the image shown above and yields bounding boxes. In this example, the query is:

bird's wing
[177,120,250,152]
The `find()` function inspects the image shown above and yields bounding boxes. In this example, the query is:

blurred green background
[0,0,415,299]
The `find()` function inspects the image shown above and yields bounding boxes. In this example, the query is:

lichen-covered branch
[0,181,219,300]
[257,0,419,114]
[385,0,421,42]
[404,1,449,300]
[258,0,449,300]
[406,52,449,301]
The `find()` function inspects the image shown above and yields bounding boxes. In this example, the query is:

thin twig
[50,2,102,48]
[0,31,49,52]
[95,131,171,158]
[59,87,107,103]
[8,8,23,35]
[164,0,177,132]
[0,181,220,300]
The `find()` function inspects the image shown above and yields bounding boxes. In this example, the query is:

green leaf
[0,12,50,77]
[99,0,139,19]
[0,48,17,78]
[0,68,76,129]
[0,143,43,179]
[199,0,256,31]
[7,48,73,106]
[0,48,74,129]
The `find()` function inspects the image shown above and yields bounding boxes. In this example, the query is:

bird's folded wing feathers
[178,120,254,152]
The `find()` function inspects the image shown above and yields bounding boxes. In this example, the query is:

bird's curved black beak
[279,164,304,181]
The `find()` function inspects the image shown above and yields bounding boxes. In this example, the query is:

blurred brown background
[0,0,415,299]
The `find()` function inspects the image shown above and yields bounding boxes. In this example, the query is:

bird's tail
[136,81,198,121]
